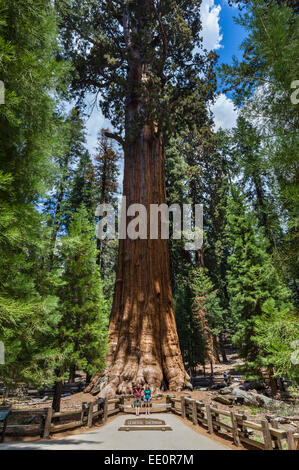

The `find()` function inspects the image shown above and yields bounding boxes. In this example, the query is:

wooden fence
[1,395,298,450]
[169,396,299,450]
[0,397,118,440]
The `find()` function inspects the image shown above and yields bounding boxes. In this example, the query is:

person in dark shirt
[223,372,229,386]
[132,383,144,416]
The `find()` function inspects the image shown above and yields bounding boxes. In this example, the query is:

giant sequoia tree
[57,0,216,396]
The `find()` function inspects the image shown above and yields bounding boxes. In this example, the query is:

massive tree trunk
[86,9,189,397]
[87,123,189,397]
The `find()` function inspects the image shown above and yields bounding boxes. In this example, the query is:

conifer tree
[174,278,206,377]
[93,130,120,300]
[219,0,299,302]
[44,108,88,252]
[52,205,108,410]
[225,187,292,390]
[252,301,299,385]
[58,0,217,396]
[191,266,224,371]
[67,150,95,225]
[0,0,68,394]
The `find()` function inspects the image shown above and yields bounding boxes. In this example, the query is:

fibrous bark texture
[86,125,190,397]
[194,295,218,365]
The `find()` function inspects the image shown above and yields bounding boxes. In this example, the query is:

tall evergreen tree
[58,0,217,396]
[93,129,120,300]
[52,205,108,411]
[219,0,299,302]
[225,187,293,390]
[67,149,95,224]
[0,0,68,393]
[252,301,299,386]
[44,107,88,253]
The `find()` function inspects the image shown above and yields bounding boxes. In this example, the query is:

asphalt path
[0,413,229,450]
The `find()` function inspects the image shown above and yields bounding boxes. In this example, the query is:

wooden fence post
[0,410,10,443]
[261,419,272,450]
[270,419,282,450]
[97,397,104,422]
[206,404,213,434]
[191,400,197,425]
[238,411,249,439]
[166,394,171,412]
[40,408,48,438]
[81,402,87,425]
[87,402,94,428]
[103,398,108,422]
[213,404,220,431]
[43,408,53,439]
[119,395,125,413]
[287,431,296,450]
[230,411,240,447]
[180,396,186,419]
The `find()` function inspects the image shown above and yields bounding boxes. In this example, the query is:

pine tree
[252,301,299,385]
[225,187,292,388]
[219,0,299,303]
[67,150,95,224]
[52,205,108,410]
[0,0,68,394]
[191,267,224,372]
[230,116,282,252]
[174,278,206,377]
[44,107,88,253]
[165,137,192,292]
[93,129,120,302]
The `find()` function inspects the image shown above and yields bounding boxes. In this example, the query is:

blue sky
[215,0,247,66]
[84,0,247,155]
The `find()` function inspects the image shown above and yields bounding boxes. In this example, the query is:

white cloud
[211,93,238,130]
[200,0,223,51]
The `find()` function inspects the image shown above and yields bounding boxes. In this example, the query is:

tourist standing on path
[132,383,144,416]
[223,372,229,386]
[144,386,151,415]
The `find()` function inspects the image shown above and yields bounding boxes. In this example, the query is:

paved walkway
[0,413,229,450]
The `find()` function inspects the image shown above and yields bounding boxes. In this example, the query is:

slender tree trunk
[268,366,278,396]
[85,373,92,385]
[3,387,9,404]
[219,332,228,363]
[194,250,219,364]
[52,380,63,412]
[68,366,76,384]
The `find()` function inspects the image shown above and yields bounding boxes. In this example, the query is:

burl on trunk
[86,124,189,397]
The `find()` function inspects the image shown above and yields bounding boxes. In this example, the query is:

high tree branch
[103,131,125,148]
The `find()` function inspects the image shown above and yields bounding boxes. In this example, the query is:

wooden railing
[169,395,299,450]
[0,397,119,440]
[1,394,298,450]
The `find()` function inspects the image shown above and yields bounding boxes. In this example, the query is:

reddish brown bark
[193,251,218,366]
[87,124,189,397]
[194,294,218,366]
[86,11,189,397]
